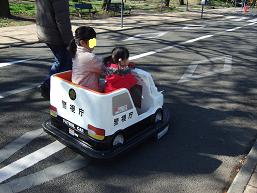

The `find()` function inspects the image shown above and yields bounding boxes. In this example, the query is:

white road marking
[225,16,238,19]
[0,58,37,68]
[0,155,89,193]
[130,51,156,60]
[123,32,168,41]
[182,35,214,44]
[0,83,39,99]
[247,18,257,22]
[226,26,242,32]
[178,55,232,83]
[232,16,249,21]
[182,24,205,30]
[246,22,257,26]
[0,128,46,164]
[0,141,65,183]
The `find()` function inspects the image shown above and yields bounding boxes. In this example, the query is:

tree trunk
[164,0,170,6]
[179,0,185,5]
[102,0,112,10]
[0,0,10,18]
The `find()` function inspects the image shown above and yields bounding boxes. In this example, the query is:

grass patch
[10,2,35,16]
[0,17,32,27]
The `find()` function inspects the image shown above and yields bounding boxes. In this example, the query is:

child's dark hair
[69,26,96,58]
[111,47,129,64]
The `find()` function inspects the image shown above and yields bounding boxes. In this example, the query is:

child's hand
[128,62,136,68]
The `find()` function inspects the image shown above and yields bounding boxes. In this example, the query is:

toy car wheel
[153,109,169,140]
[153,109,163,123]
[112,133,125,148]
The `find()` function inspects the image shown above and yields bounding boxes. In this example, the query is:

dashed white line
[232,16,249,22]
[226,26,242,32]
[182,34,214,44]
[130,51,156,60]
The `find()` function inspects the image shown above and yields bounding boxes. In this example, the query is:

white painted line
[232,16,249,21]
[155,46,174,52]
[182,25,205,30]
[225,16,238,19]
[0,128,47,164]
[246,22,257,26]
[0,156,89,193]
[0,83,39,99]
[0,58,37,68]
[247,18,257,22]
[129,51,156,60]
[0,141,65,183]
[182,35,214,44]
[123,32,168,41]
[226,26,242,32]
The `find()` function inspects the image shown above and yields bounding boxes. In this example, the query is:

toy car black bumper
[42,107,170,159]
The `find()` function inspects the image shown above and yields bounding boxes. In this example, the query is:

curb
[227,139,257,193]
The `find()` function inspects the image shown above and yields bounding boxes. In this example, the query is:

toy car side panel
[133,69,163,115]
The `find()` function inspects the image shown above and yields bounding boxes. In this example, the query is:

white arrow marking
[123,31,168,41]
[178,56,232,83]
[0,58,37,68]
[0,141,65,183]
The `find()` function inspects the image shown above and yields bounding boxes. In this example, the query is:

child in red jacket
[104,47,137,93]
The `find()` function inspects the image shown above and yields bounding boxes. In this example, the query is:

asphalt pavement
[0,8,257,193]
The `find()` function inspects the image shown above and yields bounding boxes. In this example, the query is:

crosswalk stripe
[0,155,89,193]
[0,141,65,183]
[0,128,46,164]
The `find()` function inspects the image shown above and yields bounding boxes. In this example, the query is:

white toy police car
[43,68,170,159]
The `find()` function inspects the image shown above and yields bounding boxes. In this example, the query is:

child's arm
[88,55,103,74]
[128,62,136,69]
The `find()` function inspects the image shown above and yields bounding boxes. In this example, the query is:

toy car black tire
[153,107,170,140]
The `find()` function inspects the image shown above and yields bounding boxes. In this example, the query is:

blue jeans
[43,44,72,87]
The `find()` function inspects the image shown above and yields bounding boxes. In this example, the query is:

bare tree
[0,0,10,18]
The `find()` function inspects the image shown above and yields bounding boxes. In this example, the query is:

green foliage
[208,0,234,7]
[10,2,35,16]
